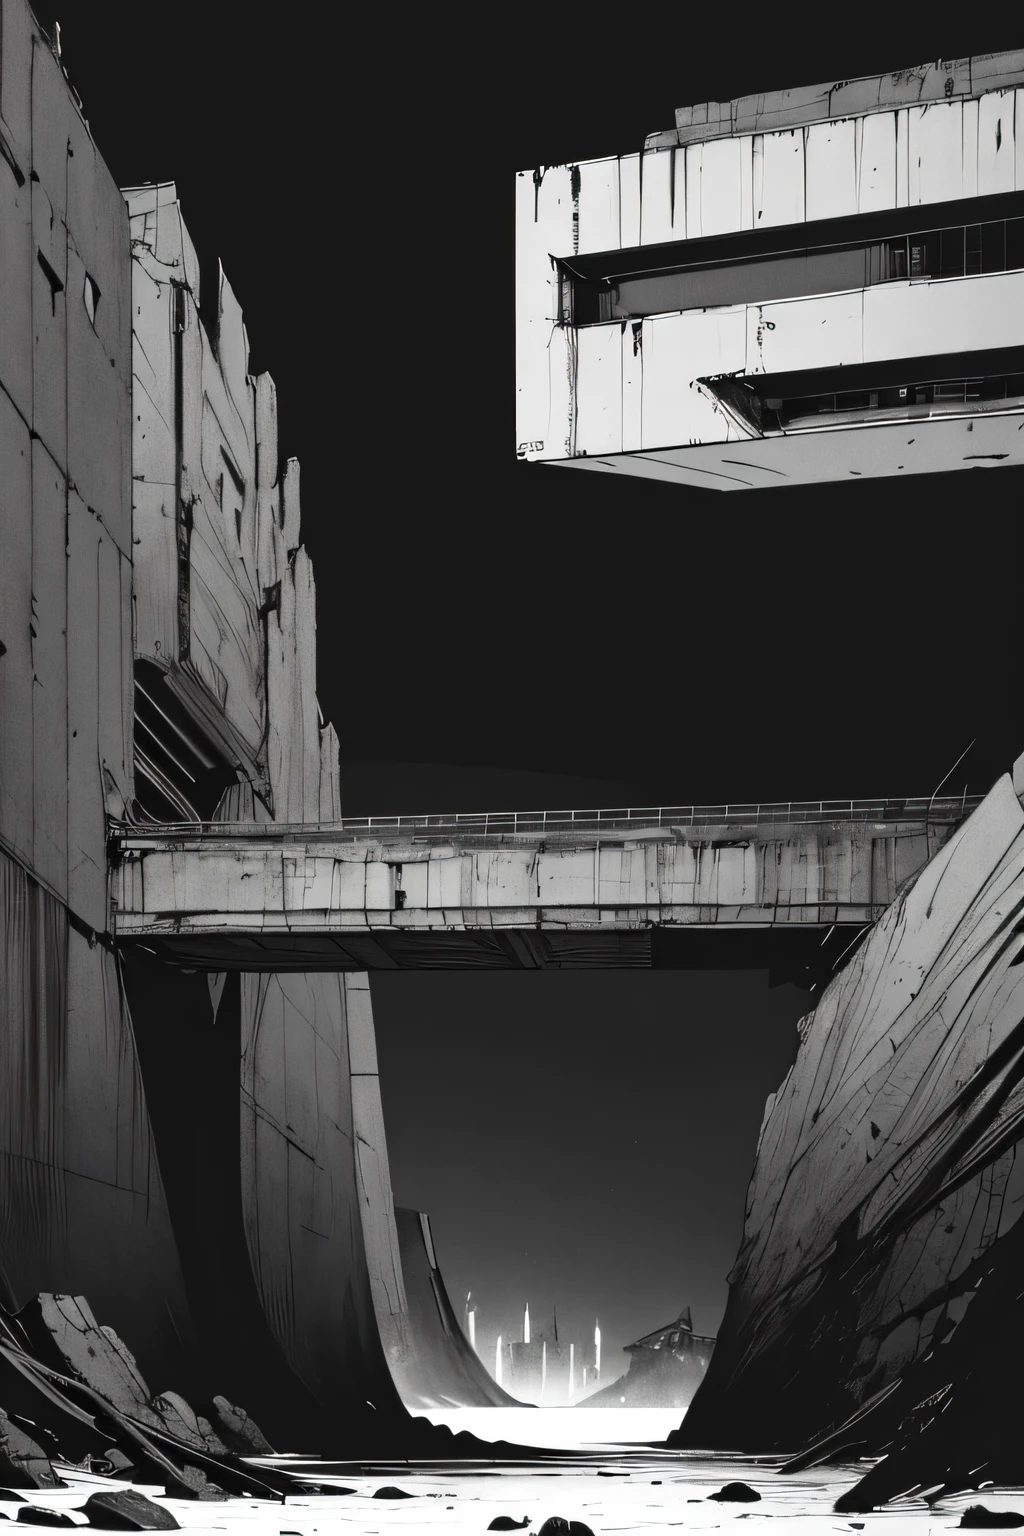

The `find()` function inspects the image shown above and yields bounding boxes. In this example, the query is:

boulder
[77,1491,181,1530]
[708,1483,761,1503]
[208,1397,273,1456]
[162,1467,228,1502]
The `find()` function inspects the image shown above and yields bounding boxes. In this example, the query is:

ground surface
[17,1412,1024,1533]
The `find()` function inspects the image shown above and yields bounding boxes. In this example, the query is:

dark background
[46,5,1024,1382]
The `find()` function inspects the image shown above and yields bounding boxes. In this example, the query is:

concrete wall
[125,183,338,816]
[122,185,405,1427]
[0,0,385,1445]
[0,0,195,1382]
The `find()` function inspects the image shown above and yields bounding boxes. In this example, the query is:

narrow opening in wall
[83,272,100,325]
[372,966,808,1438]
[37,250,64,314]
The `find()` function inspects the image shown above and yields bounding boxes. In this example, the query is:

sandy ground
[16,1411,1024,1533]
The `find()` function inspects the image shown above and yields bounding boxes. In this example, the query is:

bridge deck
[109,796,979,972]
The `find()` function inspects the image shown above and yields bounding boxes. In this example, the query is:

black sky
[47,5,1024,1380]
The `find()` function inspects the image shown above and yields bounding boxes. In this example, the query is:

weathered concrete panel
[908,100,964,204]
[319,723,342,822]
[0,391,34,865]
[698,136,745,237]
[641,309,746,447]
[576,323,623,455]
[0,144,31,426]
[639,145,675,246]
[862,270,1024,362]
[756,129,805,227]
[0,851,194,1389]
[805,119,857,221]
[0,0,31,165]
[618,154,642,248]
[746,290,863,375]
[977,89,1016,194]
[31,177,67,470]
[30,440,67,898]
[857,111,897,211]
[575,156,621,255]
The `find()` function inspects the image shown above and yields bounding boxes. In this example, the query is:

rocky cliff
[673,766,1024,1508]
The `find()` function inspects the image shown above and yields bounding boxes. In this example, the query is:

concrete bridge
[111,794,979,974]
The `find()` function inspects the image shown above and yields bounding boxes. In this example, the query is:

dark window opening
[755,372,1021,429]
[705,348,1024,434]
[133,660,238,823]
[560,209,1024,326]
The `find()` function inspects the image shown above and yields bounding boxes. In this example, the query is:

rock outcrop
[672,770,1024,1508]
[387,1210,522,1410]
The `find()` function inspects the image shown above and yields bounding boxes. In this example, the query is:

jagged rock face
[0,1411,62,1489]
[675,774,1024,1455]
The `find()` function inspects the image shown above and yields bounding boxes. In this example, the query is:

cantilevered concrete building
[516,53,1024,489]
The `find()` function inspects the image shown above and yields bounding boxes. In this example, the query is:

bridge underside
[118,921,872,988]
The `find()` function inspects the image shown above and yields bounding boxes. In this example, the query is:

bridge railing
[115,792,983,843]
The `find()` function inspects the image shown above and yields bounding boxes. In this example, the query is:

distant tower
[568,1342,575,1400]
[495,1334,503,1387]
[541,1339,547,1400]
[524,1303,530,1344]
[465,1291,476,1351]
[594,1320,601,1379]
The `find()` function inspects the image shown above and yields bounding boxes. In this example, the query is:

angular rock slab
[0,1412,62,1491]
[678,775,1024,1451]
[77,1492,180,1531]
